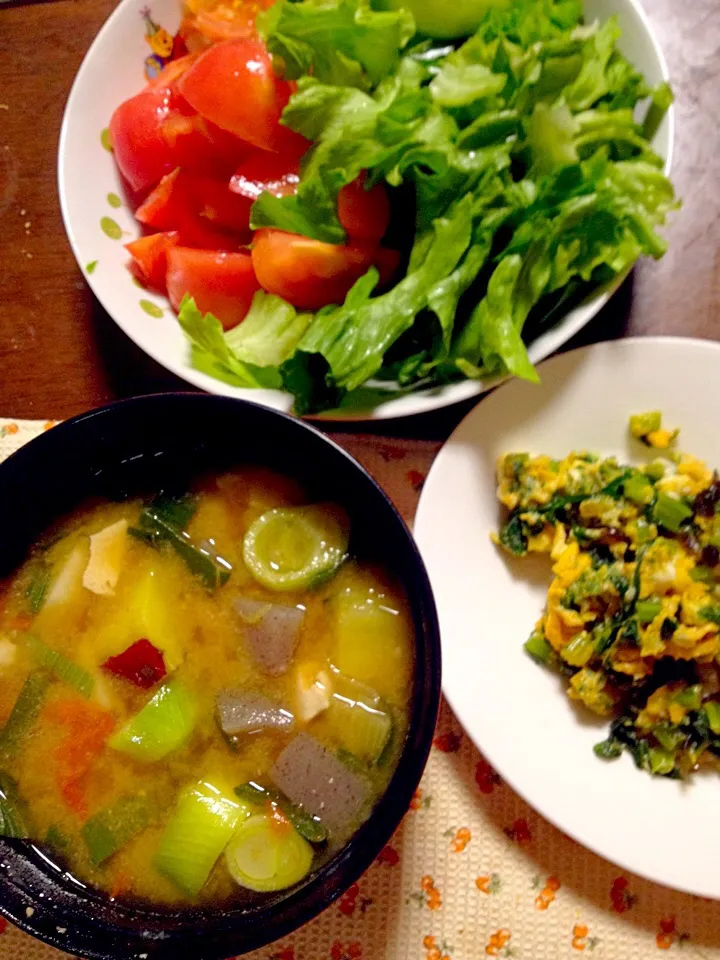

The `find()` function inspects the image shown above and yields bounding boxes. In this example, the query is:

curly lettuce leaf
[280,193,476,412]
[177,293,312,389]
[190,0,678,411]
[259,0,414,89]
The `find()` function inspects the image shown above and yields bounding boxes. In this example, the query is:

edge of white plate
[414,336,720,899]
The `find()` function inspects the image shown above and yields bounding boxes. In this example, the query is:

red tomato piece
[252,229,394,311]
[338,175,391,244]
[166,247,261,330]
[125,231,180,293]
[186,175,254,232]
[229,150,301,200]
[109,78,250,194]
[135,168,187,230]
[179,38,308,153]
[109,86,181,194]
[102,639,167,689]
[135,169,244,249]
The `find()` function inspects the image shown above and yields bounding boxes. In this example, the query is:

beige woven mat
[1,417,720,960]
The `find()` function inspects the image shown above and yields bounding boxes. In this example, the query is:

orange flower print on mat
[485,929,512,957]
[422,875,442,909]
[0,423,19,439]
[449,827,471,853]
[43,420,59,431]
[534,875,560,910]
[410,788,432,811]
[376,844,399,867]
[423,934,453,960]
[572,924,600,952]
[504,818,531,843]
[655,916,690,950]
[433,731,462,752]
[408,876,442,910]
[475,873,501,895]
[330,942,362,960]
[610,876,637,913]
[475,758,501,794]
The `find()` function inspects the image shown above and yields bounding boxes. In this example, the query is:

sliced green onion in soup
[224,814,313,892]
[109,679,197,763]
[242,505,349,591]
[327,693,392,764]
[155,780,250,897]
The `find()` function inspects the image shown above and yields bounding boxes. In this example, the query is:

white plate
[58,0,674,420]
[414,338,720,899]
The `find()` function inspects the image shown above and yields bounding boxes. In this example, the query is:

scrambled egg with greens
[496,414,720,778]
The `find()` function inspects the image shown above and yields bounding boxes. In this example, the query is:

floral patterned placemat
[1,417,720,960]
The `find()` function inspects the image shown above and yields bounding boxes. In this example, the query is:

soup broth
[0,468,414,906]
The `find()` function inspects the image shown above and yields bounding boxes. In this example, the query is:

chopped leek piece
[224,814,313,893]
[652,493,692,533]
[654,722,686,751]
[671,685,702,710]
[243,505,349,591]
[24,635,93,698]
[623,473,654,506]
[648,746,675,776]
[636,599,662,623]
[644,460,666,482]
[524,631,554,665]
[109,680,197,763]
[0,672,51,753]
[82,793,158,866]
[629,411,662,439]
[25,563,51,614]
[691,566,716,584]
[700,605,720,626]
[704,701,720,735]
[560,632,595,667]
[130,495,231,591]
[0,773,29,838]
[234,782,327,844]
[327,693,392,764]
[155,780,250,897]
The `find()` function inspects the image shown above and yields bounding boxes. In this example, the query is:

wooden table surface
[0,0,718,524]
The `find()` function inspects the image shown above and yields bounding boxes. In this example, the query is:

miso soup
[0,468,414,906]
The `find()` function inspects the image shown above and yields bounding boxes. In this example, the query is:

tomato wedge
[229,150,301,200]
[251,230,397,311]
[125,231,180,293]
[109,71,250,194]
[186,175,254,232]
[179,38,308,154]
[166,247,261,330]
[135,169,246,248]
[338,176,391,244]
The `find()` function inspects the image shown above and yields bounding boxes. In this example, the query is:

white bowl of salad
[58,0,676,419]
